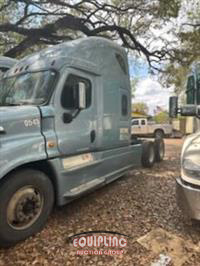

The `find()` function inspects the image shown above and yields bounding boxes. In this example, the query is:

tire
[141,141,155,168]
[0,169,54,247]
[154,138,165,162]
[154,129,164,139]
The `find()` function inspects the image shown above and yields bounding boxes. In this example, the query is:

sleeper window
[121,94,128,116]
[61,74,91,109]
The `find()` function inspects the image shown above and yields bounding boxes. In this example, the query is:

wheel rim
[7,186,44,230]
[149,146,155,163]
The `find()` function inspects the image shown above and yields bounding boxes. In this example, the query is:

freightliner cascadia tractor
[0,37,164,247]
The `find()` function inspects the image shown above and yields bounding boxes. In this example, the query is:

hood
[0,105,49,179]
[0,106,41,139]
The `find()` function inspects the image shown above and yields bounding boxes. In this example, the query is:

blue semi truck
[0,37,164,247]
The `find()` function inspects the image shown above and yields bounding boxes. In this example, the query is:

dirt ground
[1,138,200,266]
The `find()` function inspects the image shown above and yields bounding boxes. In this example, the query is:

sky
[128,58,172,114]
[127,18,175,115]
[127,0,200,115]
[128,0,200,115]
[134,77,172,114]
[127,1,190,115]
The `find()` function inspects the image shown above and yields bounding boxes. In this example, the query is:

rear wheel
[154,129,164,139]
[0,169,54,247]
[154,138,165,162]
[141,141,155,168]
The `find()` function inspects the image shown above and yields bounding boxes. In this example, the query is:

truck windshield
[0,70,56,106]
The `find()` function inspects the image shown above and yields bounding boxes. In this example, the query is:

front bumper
[176,177,200,220]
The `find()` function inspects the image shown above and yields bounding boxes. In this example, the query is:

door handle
[90,130,96,143]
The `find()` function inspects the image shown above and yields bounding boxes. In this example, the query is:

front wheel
[0,169,54,247]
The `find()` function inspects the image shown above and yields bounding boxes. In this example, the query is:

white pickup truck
[131,118,172,138]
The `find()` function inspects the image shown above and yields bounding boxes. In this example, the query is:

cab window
[141,120,146,125]
[61,74,91,110]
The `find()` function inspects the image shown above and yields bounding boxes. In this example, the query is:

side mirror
[63,112,73,123]
[78,82,86,109]
[180,105,197,116]
[169,96,178,118]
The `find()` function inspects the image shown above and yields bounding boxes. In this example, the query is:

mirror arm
[72,109,80,119]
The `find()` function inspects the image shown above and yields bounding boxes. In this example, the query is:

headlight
[183,158,200,178]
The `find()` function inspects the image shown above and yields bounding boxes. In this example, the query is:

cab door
[54,68,98,156]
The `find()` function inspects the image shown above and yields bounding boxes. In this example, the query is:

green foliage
[132,102,149,115]
[162,64,189,94]
[162,0,200,93]
[0,0,183,61]
[154,111,169,124]
[156,0,181,18]
[0,1,24,56]
[0,0,197,83]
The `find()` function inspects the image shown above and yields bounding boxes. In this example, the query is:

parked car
[131,118,172,138]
